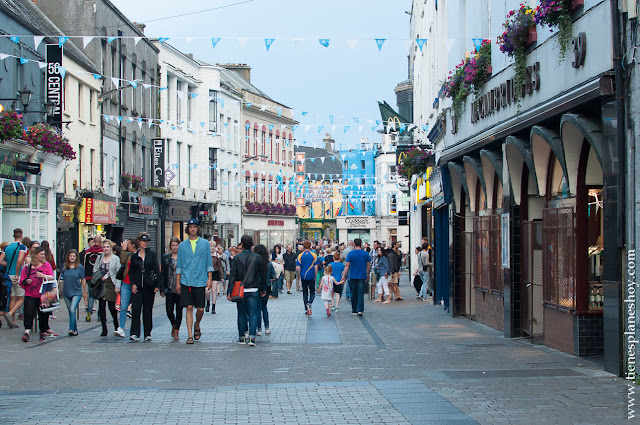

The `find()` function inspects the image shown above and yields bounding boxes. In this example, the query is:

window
[176,141,182,186]
[253,127,258,156]
[78,82,83,119]
[89,91,94,123]
[132,62,137,112]
[141,70,146,117]
[63,75,69,113]
[389,165,397,181]
[361,160,365,169]
[187,87,192,128]
[262,178,266,202]
[90,148,95,189]
[141,145,146,187]
[176,81,182,123]
[166,76,171,120]
[187,145,192,187]
[344,160,349,170]
[245,176,250,200]
[244,121,250,156]
[111,48,117,84]
[265,132,270,157]
[209,149,217,190]
[209,90,218,132]
[275,136,280,161]
[78,144,83,189]
[390,194,397,214]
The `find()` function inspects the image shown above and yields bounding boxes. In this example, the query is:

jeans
[64,295,81,332]
[165,292,182,330]
[259,293,269,330]
[130,286,155,338]
[86,280,95,313]
[119,283,132,331]
[301,279,316,310]
[237,291,260,338]
[3,280,10,312]
[345,278,351,298]
[349,279,366,313]
[418,271,431,298]
[271,275,284,297]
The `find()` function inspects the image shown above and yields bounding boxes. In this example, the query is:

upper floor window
[209,90,217,132]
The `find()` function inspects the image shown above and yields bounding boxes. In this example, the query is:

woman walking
[93,240,120,336]
[206,241,224,314]
[128,233,161,341]
[19,247,55,342]
[60,250,86,336]
[270,245,284,297]
[161,237,181,340]
[218,245,230,295]
[255,244,271,336]
[114,238,138,338]
[374,248,391,304]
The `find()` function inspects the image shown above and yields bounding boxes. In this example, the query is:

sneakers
[326,307,331,317]
[334,307,339,312]
[114,327,125,338]
[352,312,358,316]
[85,312,92,322]
[331,306,336,311]
[39,332,46,341]
[358,312,363,317]
[306,303,312,316]
[256,329,262,336]
[129,335,140,341]
[144,336,152,342]
[248,338,256,347]
[205,301,210,313]
[126,311,132,318]
[265,328,271,335]
[238,337,247,345]
[22,332,29,342]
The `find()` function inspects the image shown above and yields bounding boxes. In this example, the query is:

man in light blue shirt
[176,219,213,345]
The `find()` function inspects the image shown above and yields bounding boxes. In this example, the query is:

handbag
[40,279,61,313]
[115,292,121,311]
[230,254,256,302]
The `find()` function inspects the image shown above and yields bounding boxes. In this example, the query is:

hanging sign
[152,138,165,187]
[45,44,63,130]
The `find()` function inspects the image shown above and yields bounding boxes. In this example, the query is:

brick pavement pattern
[0,276,632,424]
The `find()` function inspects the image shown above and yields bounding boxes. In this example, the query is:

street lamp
[19,85,32,110]
[44,100,56,116]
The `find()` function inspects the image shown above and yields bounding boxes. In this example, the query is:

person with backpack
[93,240,121,337]
[417,243,433,300]
[83,235,104,322]
[114,238,138,338]
[4,229,28,328]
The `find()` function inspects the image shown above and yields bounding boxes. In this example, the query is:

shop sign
[0,147,29,181]
[152,138,165,187]
[83,198,116,224]
[46,44,63,130]
[382,218,398,226]
[341,217,375,229]
[396,145,411,168]
[128,192,159,218]
[268,220,285,226]
[58,202,76,223]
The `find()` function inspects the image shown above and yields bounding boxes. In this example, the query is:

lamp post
[18,85,32,110]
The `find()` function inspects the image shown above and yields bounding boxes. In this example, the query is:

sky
[110,0,412,150]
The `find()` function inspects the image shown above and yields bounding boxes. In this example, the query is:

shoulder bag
[230,254,256,302]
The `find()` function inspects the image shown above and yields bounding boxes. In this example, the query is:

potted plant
[26,123,76,160]
[535,0,576,62]
[444,59,471,127]
[0,110,26,142]
[465,39,492,96]
[498,4,537,101]
[397,147,434,181]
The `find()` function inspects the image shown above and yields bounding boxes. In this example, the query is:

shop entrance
[347,229,370,244]
[521,220,544,343]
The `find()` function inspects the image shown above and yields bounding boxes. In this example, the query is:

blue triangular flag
[200,122,205,128]
[329,115,334,124]
[317,126,324,133]
[319,39,330,47]
[246,103,252,108]
[375,39,386,51]
[10,36,19,44]
[129,81,137,89]
[400,123,406,132]
[353,117,359,123]
[472,37,483,52]
[211,38,221,49]
[269,124,274,131]
[107,36,117,44]
[93,73,102,80]
[417,38,427,51]
[218,97,224,108]
[58,37,69,47]
[292,125,299,132]
[422,125,429,132]
[301,111,308,116]
[58,66,66,79]
[19,58,28,65]
[246,123,251,130]
[276,107,282,117]
[158,37,170,43]
[265,38,275,51]
[159,87,167,92]
[344,126,350,133]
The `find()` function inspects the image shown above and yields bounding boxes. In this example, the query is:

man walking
[3,228,27,327]
[176,219,213,345]
[84,234,104,321]
[369,240,380,299]
[295,243,304,291]
[341,240,354,300]
[296,241,319,316]
[283,245,297,295]
[228,235,266,346]
[340,238,371,316]
[387,242,404,301]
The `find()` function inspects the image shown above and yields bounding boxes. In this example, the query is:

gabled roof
[378,101,412,134]
[294,146,343,177]
[0,0,98,73]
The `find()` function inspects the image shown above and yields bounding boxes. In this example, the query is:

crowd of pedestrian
[0,223,419,347]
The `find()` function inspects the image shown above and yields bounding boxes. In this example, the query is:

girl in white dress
[320,264,337,317]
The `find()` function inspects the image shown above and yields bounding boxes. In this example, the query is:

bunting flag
[58,36,69,47]
[237,38,248,49]
[375,38,386,51]
[158,37,170,43]
[346,39,358,50]
[33,36,44,50]
[417,38,427,51]
[319,39,330,47]
[211,37,221,49]
[107,36,117,44]
[265,38,275,51]
[9,36,19,44]
[344,126,350,133]
[83,36,94,48]
[134,37,142,46]
[472,37,483,52]
[19,57,28,64]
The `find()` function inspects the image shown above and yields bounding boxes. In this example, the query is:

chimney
[218,63,251,82]
[186,53,193,60]
[323,133,335,153]
[133,22,146,34]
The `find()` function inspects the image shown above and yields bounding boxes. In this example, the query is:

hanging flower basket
[397,147,434,181]
[0,110,27,142]
[535,0,575,62]
[525,26,537,47]
[121,173,142,190]
[26,123,76,160]
[570,0,584,12]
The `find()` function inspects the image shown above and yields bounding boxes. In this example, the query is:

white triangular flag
[320,157,325,164]
[83,36,94,48]
[237,38,248,49]
[0,54,9,61]
[143,83,151,90]
[176,90,185,100]
[110,77,119,88]
[305,125,311,133]
[33,36,44,50]
[280,125,286,131]
[134,37,142,46]
[260,105,266,111]
[37,61,47,69]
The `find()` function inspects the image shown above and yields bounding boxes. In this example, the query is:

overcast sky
[110,0,411,149]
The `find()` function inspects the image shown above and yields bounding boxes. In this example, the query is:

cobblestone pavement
[0,276,632,424]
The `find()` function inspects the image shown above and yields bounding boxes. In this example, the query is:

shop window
[210,148,217,190]
[344,160,349,170]
[390,194,397,214]
[543,208,575,310]
[209,90,218,132]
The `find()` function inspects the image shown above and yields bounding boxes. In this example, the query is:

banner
[46,44,63,130]
[152,138,165,187]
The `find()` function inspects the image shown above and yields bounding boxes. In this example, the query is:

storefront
[55,195,80,268]
[164,199,199,244]
[121,191,162,254]
[78,196,117,250]
[243,214,297,248]
[336,216,377,245]
[434,1,615,360]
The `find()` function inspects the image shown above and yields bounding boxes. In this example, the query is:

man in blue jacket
[176,219,213,344]
[296,240,320,316]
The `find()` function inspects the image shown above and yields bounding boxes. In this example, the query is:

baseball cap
[187,218,200,226]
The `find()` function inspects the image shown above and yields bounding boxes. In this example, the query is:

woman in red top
[19,247,55,342]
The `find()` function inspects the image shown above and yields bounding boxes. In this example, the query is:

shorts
[179,285,206,308]
[333,284,344,296]
[10,275,24,297]
[284,270,296,283]
[389,273,399,284]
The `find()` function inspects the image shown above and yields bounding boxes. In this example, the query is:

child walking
[320,264,337,317]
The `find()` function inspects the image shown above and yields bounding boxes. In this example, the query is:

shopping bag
[40,280,61,313]
[115,292,121,311]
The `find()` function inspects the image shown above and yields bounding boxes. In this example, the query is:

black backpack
[0,269,7,311]
[84,251,100,281]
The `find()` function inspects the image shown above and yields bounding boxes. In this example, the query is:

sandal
[68,330,78,336]
[194,327,201,341]
[186,337,194,344]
